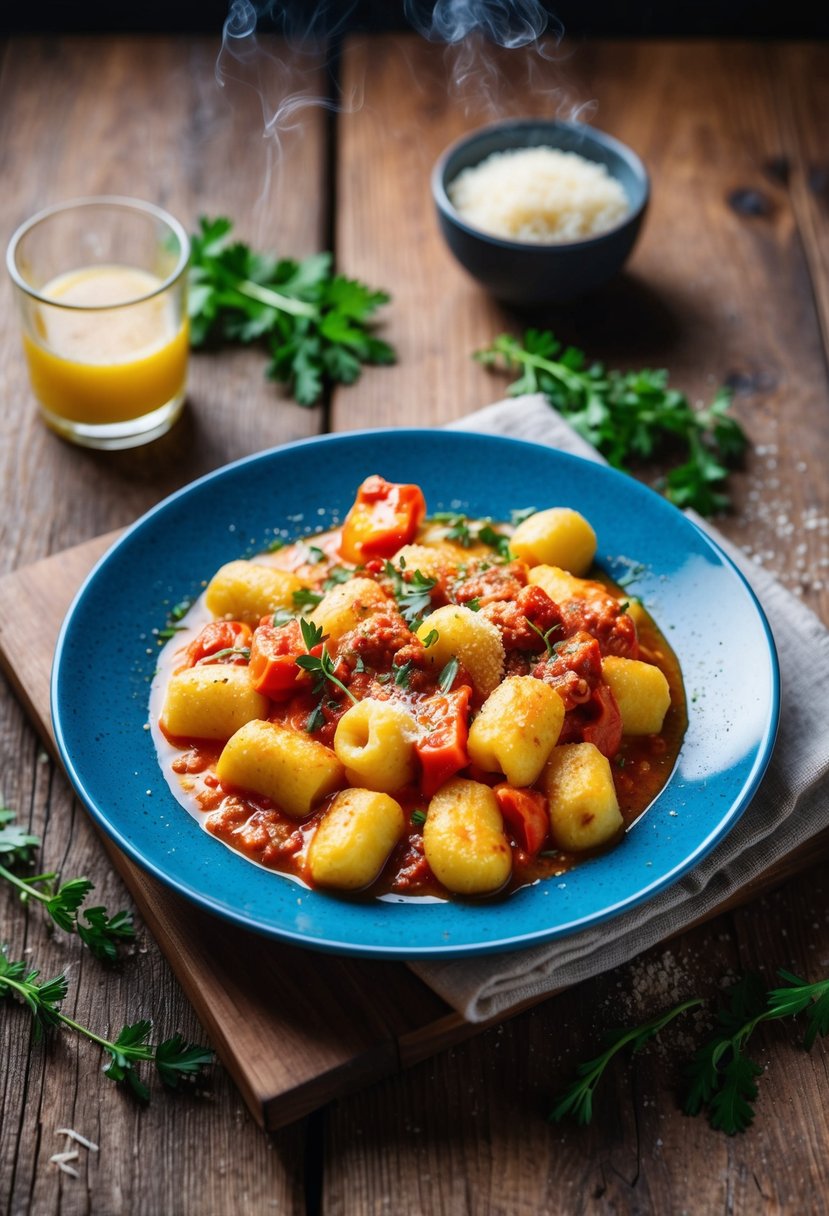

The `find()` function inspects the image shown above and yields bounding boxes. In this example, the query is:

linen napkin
[408,394,829,1022]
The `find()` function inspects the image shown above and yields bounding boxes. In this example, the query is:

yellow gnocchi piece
[510,507,597,575]
[161,666,268,741]
[310,577,388,642]
[423,778,511,895]
[527,564,594,605]
[467,676,565,787]
[415,604,504,697]
[217,720,344,818]
[601,657,671,735]
[392,543,456,581]
[334,698,417,793]
[205,560,304,626]
[542,742,623,852]
[307,788,405,890]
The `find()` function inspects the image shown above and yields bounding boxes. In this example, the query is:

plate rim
[50,427,781,958]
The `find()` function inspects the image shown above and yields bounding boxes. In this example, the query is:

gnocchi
[205,560,304,625]
[152,474,684,902]
[423,779,511,895]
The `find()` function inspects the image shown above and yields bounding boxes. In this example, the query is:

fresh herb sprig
[384,562,437,627]
[477,330,747,516]
[684,970,829,1134]
[0,811,134,963]
[0,807,40,865]
[188,217,395,407]
[550,968,829,1135]
[550,998,702,1126]
[0,948,212,1101]
[295,618,357,704]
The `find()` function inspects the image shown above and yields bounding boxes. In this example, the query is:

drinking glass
[7,197,190,449]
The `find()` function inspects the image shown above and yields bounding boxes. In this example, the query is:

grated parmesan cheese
[448,145,630,243]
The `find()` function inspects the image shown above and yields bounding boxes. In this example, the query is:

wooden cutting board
[2,534,828,1130]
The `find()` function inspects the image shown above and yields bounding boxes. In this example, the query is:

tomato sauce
[152,503,686,902]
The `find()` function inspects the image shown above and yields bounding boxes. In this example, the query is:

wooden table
[2,32,829,1214]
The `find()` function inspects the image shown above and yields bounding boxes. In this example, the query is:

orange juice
[23,264,189,426]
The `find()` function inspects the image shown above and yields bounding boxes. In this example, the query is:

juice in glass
[7,198,190,449]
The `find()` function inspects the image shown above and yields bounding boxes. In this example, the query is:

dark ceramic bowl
[432,118,649,305]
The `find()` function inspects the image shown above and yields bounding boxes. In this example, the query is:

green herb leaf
[684,970,829,1133]
[438,657,459,694]
[188,216,395,407]
[421,629,439,649]
[477,330,747,516]
[77,906,136,964]
[526,618,562,657]
[430,512,473,547]
[293,588,324,611]
[411,810,427,826]
[392,660,416,688]
[477,524,512,558]
[155,1033,215,1089]
[550,998,702,1126]
[0,808,41,865]
[385,563,437,626]
[46,877,94,933]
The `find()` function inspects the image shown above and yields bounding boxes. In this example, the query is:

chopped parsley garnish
[304,545,325,564]
[293,588,324,610]
[272,607,296,628]
[466,597,481,612]
[510,506,537,526]
[156,626,186,642]
[438,656,459,694]
[169,599,192,622]
[295,618,356,704]
[421,629,439,649]
[477,524,512,559]
[430,511,473,547]
[384,562,437,626]
[392,660,416,688]
[411,810,427,826]
[305,703,326,733]
[526,619,562,657]
[323,565,353,590]
[265,537,286,552]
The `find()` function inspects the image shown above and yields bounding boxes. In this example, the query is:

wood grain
[320,36,829,1215]
[0,32,329,1214]
[3,30,829,1216]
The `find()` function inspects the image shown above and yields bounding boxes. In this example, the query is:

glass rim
[5,196,190,310]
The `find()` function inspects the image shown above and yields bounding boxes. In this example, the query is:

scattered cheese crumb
[56,1128,99,1152]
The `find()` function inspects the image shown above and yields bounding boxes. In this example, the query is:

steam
[215,1,594,215]
[403,0,575,122]
[405,0,556,48]
[217,0,359,139]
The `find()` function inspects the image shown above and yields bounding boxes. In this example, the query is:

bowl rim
[431,116,650,252]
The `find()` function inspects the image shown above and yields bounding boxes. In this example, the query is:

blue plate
[51,430,779,958]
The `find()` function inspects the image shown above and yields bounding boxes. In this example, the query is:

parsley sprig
[0,948,212,1102]
[477,329,747,516]
[295,618,357,704]
[550,998,702,1126]
[0,811,134,962]
[684,970,829,1133]
[188,217,395,406]
[384,561,437,626]
[551,968,829,1135]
